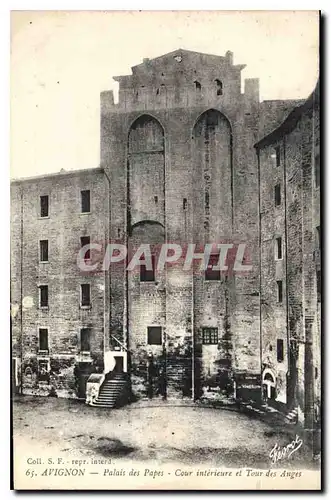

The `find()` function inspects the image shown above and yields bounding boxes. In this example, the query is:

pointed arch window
[215,79,223,96]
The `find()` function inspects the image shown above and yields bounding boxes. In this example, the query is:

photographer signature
[269,435,303,464]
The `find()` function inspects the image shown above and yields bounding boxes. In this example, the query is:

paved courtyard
[13,395,316,469]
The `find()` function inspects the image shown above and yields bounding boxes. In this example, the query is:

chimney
[225,51,233,65]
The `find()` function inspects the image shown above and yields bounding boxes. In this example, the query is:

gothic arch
[127,115,165,229]
[192,109,233,239]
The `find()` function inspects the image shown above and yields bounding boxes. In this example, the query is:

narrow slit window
[40,196,49,217]
[39,285,48,308]
[275,237,282,260]
[194,80,201,91]
[40,240,48,262]
[202,327,218,345]
[275,184,281,206]
[316,226,321,249]
[147,326,162,345]
[317,270,321,302]
[275,146,281,167]
[277,280,283,303]
[39,328,49,352]
[80,236,91,260]
[205,253,221,281]
[81,284,91,307]
[140,255,155,282]
[80,328,91,352]
[81,190,90,213]
[183,198,188,210]
[277,339,284,362]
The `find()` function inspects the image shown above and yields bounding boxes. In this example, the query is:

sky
[10,10,319,179]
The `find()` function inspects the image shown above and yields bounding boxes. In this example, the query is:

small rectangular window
[39,328,49,351]
[183,198,188,210]
[275,184,281,206]
[80,236,91,260]
[81,284,91,307]
[205,253,221,281]
[277,280,283,303]
[81,190,90,213]
[275,237,282,260]
[39,285,48,308]
[80,328,91,352]
[275,146,281,167]
[277,339,284,362]
[140,255,155,282]
[40,196,49,217]
[202,327,218,345]
[315,153,320,187]
[40,240,48,262]
[147,326,162,345]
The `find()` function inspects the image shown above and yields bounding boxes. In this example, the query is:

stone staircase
[92,373,130,408]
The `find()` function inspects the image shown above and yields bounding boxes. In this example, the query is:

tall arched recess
[127,115,165,230]
[192,109,233,242]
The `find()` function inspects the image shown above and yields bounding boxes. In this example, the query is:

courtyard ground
[13,394,318,470]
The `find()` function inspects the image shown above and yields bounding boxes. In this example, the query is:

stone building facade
[11,50,319,417]
[255,81,320,443]
[11,168,109,398]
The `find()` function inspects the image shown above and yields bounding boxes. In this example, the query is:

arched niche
[192,109,233,241]
[127,115,165,228]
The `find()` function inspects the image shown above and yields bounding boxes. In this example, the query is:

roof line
[255,83,319,149]
[11,166,104,184]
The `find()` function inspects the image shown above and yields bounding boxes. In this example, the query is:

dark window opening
[316,226,320,249]
[38,360,49,381]
[81,284,91,307]
[275,146,281,167]
[140,255,155,282]
[277,339,284,362]
[80,328,91,352]
[277,280,283,303]
[317,270,321,302]
[215,79,223,96]
[315,367,318,379]
[202,327,218,345]
[275,237,282,259]
[147,326,162,345]
[40,195,49,217]
[81,190,90,213]
[154,195,158,204]
[156,88,160,96]
[194,80,201,91]
[205,253,221,281]
[39,328,48,351]
[275,184,281,206]
[40,240,48,262]
[315,153,320,187]
[39,285,48,308]
[205,190,210,211]
[183,198,188,210]
[80,236,90,260]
